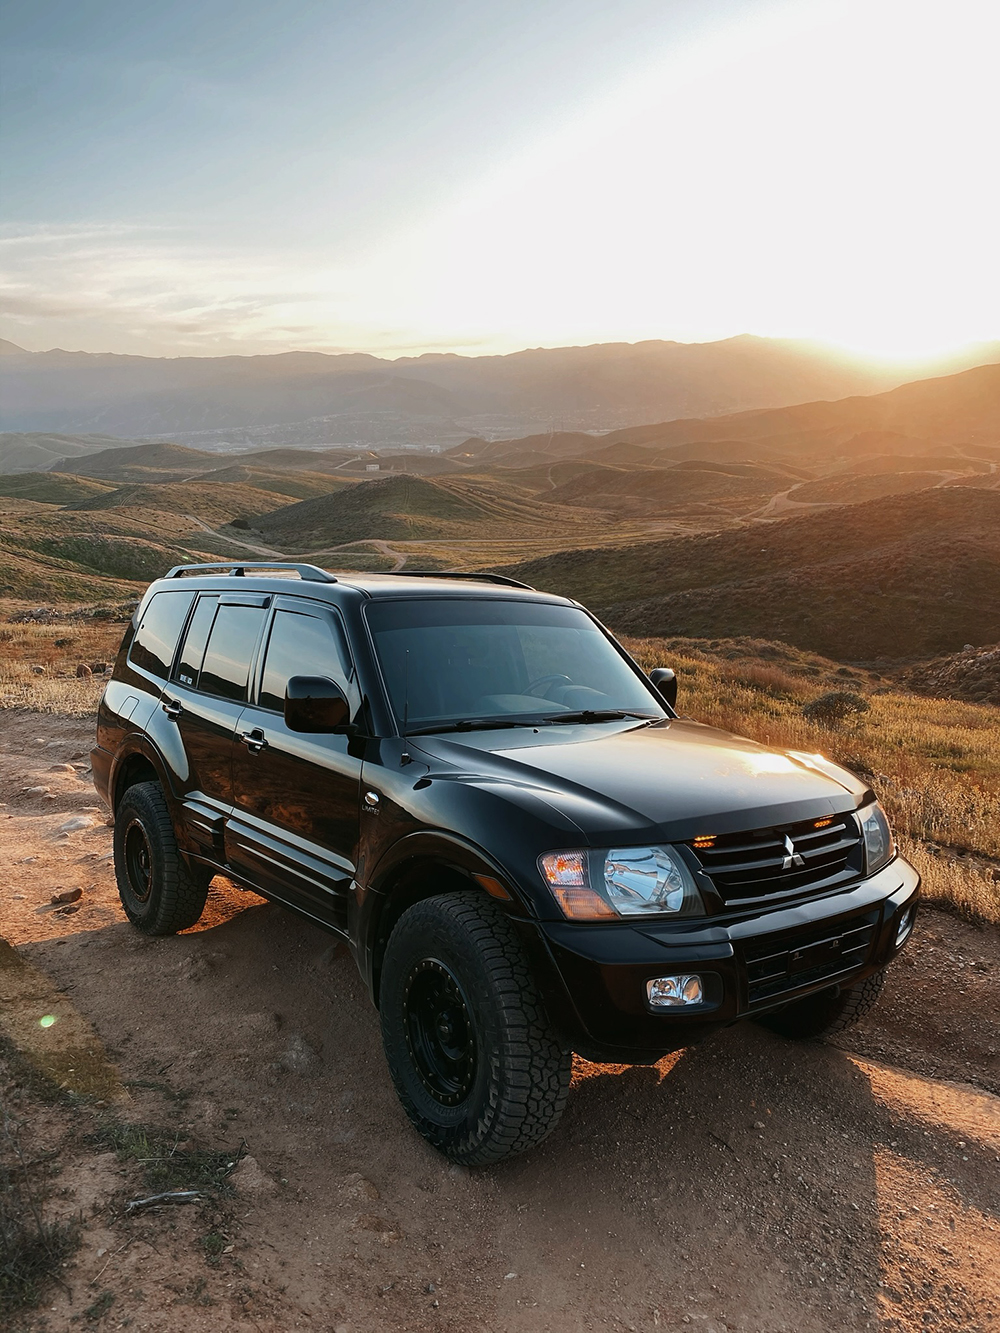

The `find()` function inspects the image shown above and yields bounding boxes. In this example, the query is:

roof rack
[165,561,338,584]
[389,570,535,590]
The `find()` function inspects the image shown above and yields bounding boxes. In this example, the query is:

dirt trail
[1,707,998,1333]
[182,514,288,558]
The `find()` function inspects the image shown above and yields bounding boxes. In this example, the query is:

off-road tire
[756,968,887,1040]
[379,891,572,1165]
[114,781,209,935]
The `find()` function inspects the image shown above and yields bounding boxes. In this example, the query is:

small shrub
[802,690,870,724]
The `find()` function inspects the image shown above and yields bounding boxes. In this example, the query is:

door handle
[162,699,183,719]
[238,728,268,754]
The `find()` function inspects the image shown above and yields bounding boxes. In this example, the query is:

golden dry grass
[0,612,126,716]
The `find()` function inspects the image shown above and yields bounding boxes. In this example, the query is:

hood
[410,717,869,842]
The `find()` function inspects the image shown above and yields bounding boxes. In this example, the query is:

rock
[279,1033,322,1076]
[49,763,76,774]
[340,1172,380,1201]
[23,786,50,796]
[30,664,46,675]
[91,662,108,673]
[51,887,83,904]
[232,1155,276,1197]
[57,815,98,833]
[75,663,92,678]
[56,903,81,916]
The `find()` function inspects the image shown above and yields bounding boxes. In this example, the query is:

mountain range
[2,333,998,443]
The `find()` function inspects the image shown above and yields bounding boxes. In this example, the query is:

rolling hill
[541,463,778,513]
[0,472,116,505]
[51,440,373,483]
[65,481,292,525]
[250,473,606,547]
[503,486,1000,661]
[0,431,148,474]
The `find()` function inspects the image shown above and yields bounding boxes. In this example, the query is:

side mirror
[649,666,677,710]
[284,675,351,733]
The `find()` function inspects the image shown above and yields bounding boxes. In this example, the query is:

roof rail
[389,570,535,590]
[164,561,338,584]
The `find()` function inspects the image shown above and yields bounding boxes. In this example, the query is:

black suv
[94,561,919,1163]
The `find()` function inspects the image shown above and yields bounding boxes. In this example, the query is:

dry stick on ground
[123,1190,202,1215]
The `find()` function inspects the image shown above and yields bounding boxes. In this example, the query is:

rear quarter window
[128,591,194,680]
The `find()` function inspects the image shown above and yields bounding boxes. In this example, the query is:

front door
[227,597,362,931]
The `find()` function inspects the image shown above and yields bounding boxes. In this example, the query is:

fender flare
[108,734,178,814]
[356,828,536,1002]
[366,828,531,907]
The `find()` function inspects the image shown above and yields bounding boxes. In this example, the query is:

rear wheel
[114,781,209,935]
[379,891,572,1165]
[755,969,886,1039]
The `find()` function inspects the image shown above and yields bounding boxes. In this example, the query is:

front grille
[688,813,862,905]
[743,909,879,1005]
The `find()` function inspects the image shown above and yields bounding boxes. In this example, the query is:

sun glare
[342,0,999,359]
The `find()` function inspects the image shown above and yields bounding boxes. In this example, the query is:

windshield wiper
[537,709,661,725]
[404,716,542,736]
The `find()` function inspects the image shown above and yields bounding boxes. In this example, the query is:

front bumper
[527,855,920,1063]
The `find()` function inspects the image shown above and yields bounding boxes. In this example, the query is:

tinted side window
[259,610,353,713]
[128,591,194,680]
[199,604,267,702]
[174,594,218,686]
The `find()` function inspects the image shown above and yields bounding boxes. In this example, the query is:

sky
[1,0,998,359]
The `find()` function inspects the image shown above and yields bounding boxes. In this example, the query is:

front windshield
[365,597,665,732]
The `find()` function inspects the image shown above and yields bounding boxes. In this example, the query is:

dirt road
[1,707,998,1333]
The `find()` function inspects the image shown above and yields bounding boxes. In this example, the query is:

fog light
[646,974,703,1008]
[895,905,916,948]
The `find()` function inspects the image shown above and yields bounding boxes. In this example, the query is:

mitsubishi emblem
[782,834,805,871]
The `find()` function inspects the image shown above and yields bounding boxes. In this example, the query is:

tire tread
[381,891,571,1165]
[114,781,208,935]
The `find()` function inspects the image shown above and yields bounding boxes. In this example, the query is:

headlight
[539,846,703,919]
[858,802,895,875]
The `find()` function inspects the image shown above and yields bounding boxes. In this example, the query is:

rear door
[227,596,362,930]
[161,592,269,861]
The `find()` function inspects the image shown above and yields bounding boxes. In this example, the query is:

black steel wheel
[404,959,478,1106]
[123,819,154,903]
[113,781,209,935]
[380,891,572,1165]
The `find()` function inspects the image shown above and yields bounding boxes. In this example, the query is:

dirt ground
[1,705,998,1333]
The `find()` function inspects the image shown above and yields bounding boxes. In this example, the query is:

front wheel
[379,892,572,1165]
[755,968,887,1039]
[114,781,209,935]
